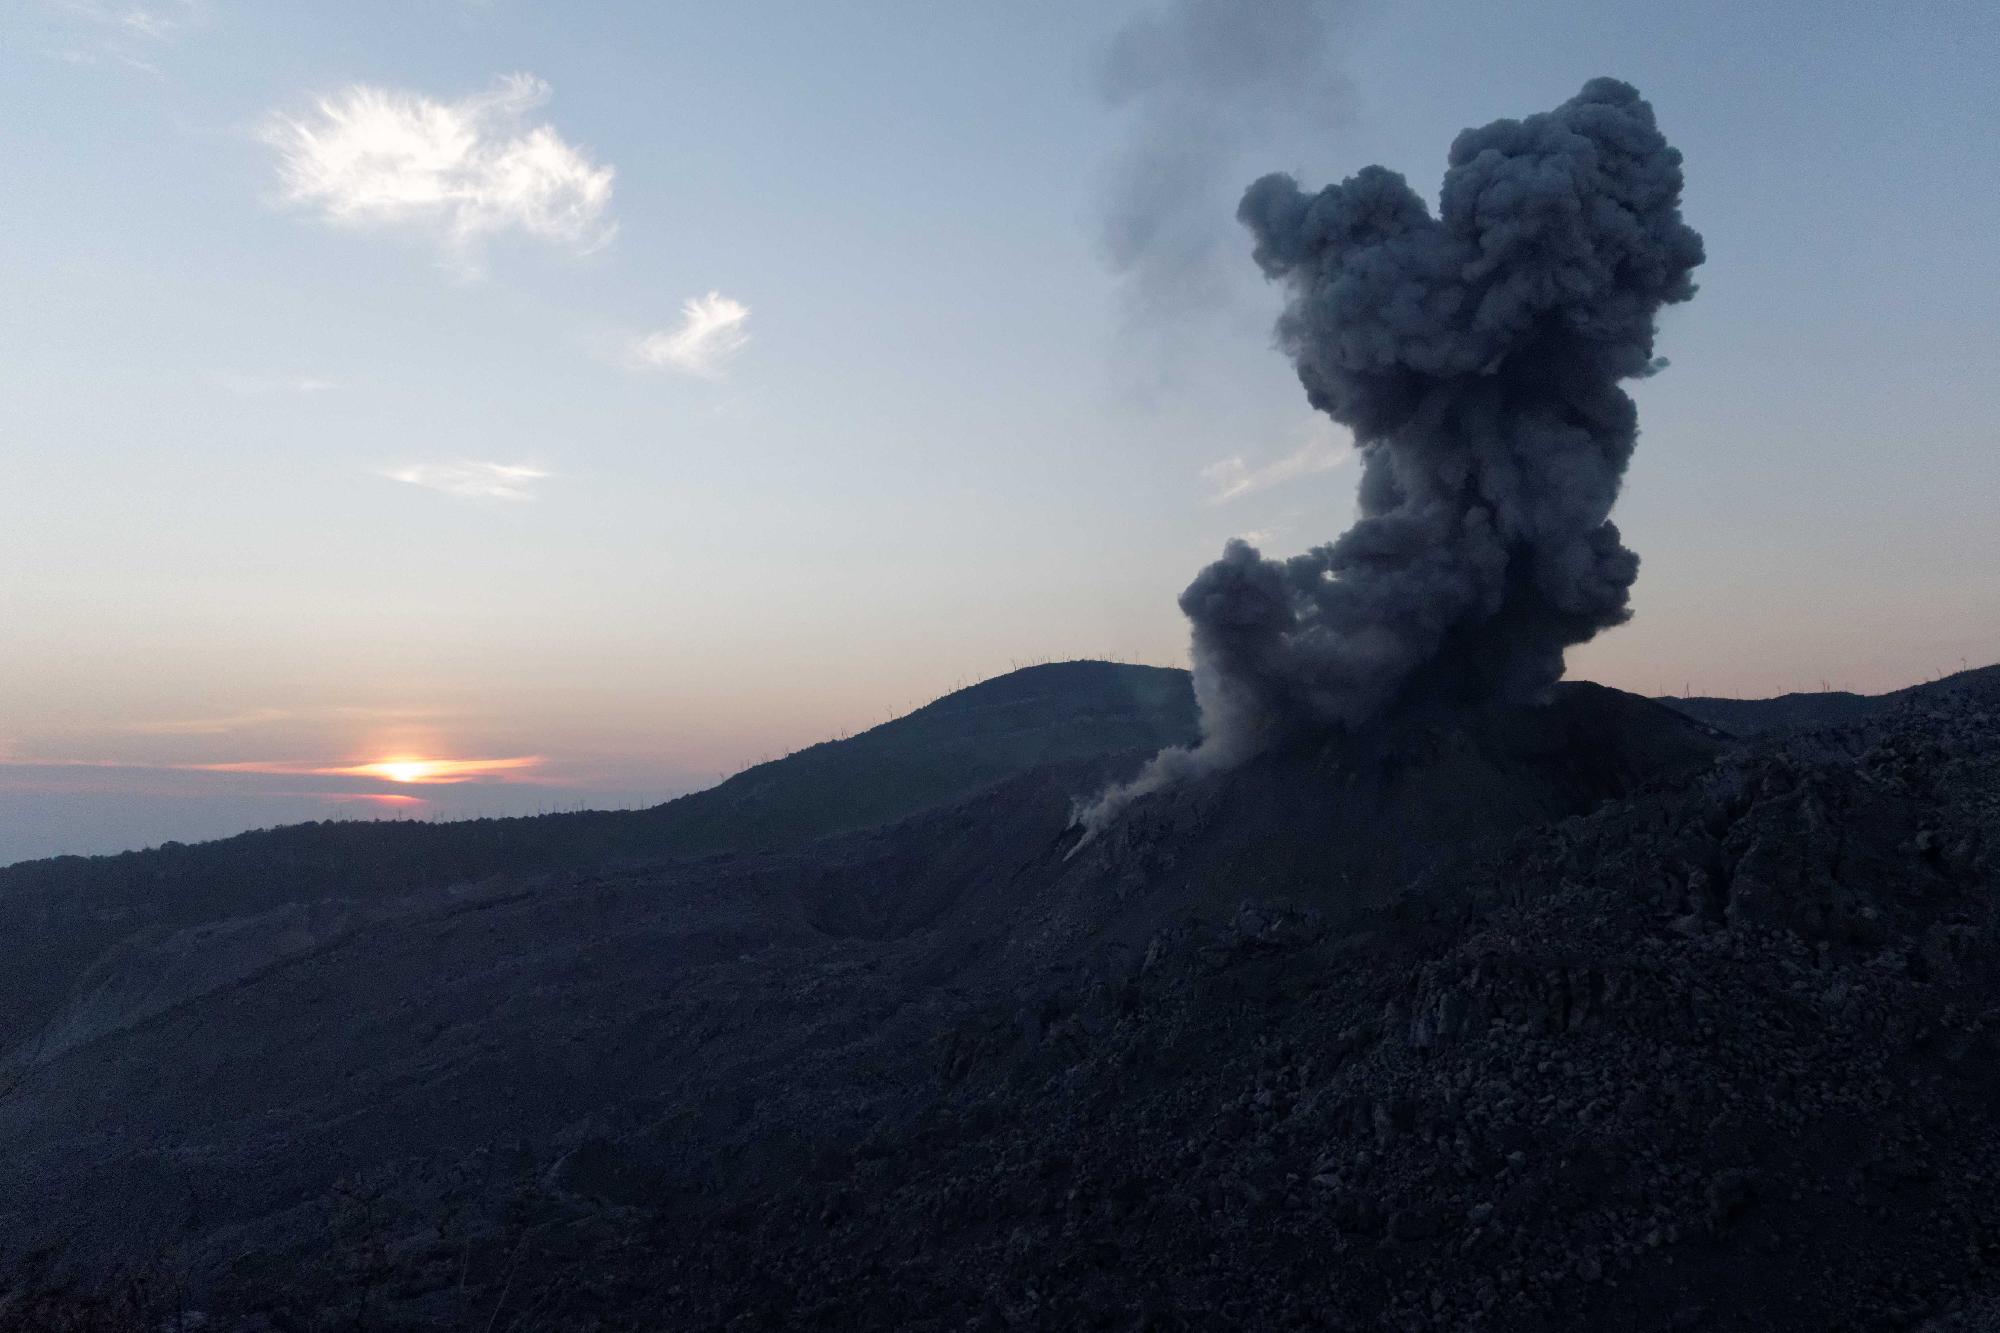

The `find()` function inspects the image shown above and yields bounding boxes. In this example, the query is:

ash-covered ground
[2,662,1997,1330]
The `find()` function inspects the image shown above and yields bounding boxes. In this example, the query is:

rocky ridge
[3,670,1997,1330]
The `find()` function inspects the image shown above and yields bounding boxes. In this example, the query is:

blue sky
[2,0,1996,862]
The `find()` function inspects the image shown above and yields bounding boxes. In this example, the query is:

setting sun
[344,755,544,785]
[372,759,439,784]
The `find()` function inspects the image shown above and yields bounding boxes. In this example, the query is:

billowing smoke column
[1079,78,1704,835]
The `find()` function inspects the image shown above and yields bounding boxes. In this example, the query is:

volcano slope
[1,668,1997,1330]
[0,661,1196,1074]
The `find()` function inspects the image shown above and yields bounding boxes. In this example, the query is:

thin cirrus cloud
[261,73,615,264]
[0,756,544,799]
[384,462,550,501]
[110,704,444,737]
[626,292,751,378]
[46,0,205,74]
[120,707,295,737]
[1202,428,1352,505]
[213,372,336,397]
[54,0,203,40]
[188,756,544,785]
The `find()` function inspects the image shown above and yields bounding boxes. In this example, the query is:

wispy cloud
[384,462,550,501]
[0,756,541,800]
[2,753,538,781]
[45,0,205,74]
[189,756,543,784]
[101,704,445,737]
[262,74,614,266]
[627,292,751,378]
[122,707,294,737]
[1202,429,1352,505]
[59,0,202,40]
[213,373,337,397]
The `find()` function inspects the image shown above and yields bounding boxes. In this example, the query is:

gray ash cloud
[1095,0,1350,342]
[1081,78,1704,834]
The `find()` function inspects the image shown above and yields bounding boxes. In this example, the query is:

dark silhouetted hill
[0,660,1195,1057]
[3,661,1998,1330]
[1658,662,2000,735]
[629,658,1196,854]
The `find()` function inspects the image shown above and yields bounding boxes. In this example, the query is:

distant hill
[5,663,2000,1327]
[1657,662,2000,734]
[0,678,1722,1294]
[622,658,1196,856]
[0,660,1196,1056]
[17,659,1998,1060]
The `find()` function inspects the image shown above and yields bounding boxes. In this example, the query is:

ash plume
[1095,0,1351,346]
[1079,78,1704,836]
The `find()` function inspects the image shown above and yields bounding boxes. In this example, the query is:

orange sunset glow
[189,755,545,785]
[337,756,544,784]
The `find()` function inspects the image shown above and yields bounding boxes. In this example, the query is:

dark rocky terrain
[1656,676,1975,736]
[0,662,1195,1069]
[2,662,1996,1330]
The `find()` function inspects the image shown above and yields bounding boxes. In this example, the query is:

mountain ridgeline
[1656,674,1975,735]
[1,661,1998,1330]
[0,661,1194,1057]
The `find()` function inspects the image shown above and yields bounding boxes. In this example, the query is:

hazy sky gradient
[4,0,1996,863]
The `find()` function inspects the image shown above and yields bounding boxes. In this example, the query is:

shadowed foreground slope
[2,666,1998,1330]
[0,661,1196,1061]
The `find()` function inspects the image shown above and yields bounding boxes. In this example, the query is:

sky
[2,0,1996,865]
